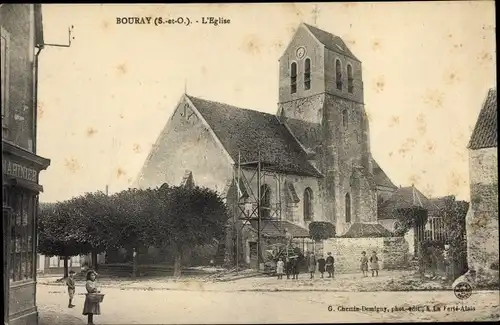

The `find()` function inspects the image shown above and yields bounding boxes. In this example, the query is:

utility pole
[105,185,109,196]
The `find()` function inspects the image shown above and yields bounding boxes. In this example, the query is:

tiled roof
[341,222,392,238]
[372,159,398,189]
[428,195,455,211]
[378,185,431,220]
[258,220,310,238]
[468,88,497,150]
[303,23,359,61]
[187,95,321,177]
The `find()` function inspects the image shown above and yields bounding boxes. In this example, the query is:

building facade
[2,4,50,325]
[465,88,498,276]
[134,23,398,267]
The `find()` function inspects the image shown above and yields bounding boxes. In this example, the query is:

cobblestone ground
[37,283,499,323]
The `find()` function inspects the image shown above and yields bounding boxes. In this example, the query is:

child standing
[317,255,326,278]
[276,258,284,279]
[369,251,379,277]
[83,270,101,325]
[325,252,335,278]
[67,270,76,308]
[360,251,369,277]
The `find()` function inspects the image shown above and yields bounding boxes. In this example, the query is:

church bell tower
[277,22,377,234]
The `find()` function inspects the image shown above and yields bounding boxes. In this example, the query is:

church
[135,22,399,266]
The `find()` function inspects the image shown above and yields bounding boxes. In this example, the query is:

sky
[37,2,496,203]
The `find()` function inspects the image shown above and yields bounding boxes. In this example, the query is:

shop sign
[2,158,38,183]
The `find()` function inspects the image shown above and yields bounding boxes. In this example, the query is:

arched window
[345,193,351,223]
[335,59,342,90]
[303,187,313,221]
[304,58,311,90]
[342,109,348,130]
[291,62,297,94]
[347,64,354,93]
[260,184,271,219]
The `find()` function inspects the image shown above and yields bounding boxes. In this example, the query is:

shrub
[308,222,335,242]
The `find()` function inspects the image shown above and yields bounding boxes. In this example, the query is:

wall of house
[2,5,41,325]
[135,96,233,194]
[1,4,35,151]
[466,147,499,272]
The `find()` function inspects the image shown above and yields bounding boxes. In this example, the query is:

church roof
[341,222,393,238]
[303,23,359,62]
[187,95,322,177]
[372,159,398,189]
[378,185,431,220]
[467,88,497,150]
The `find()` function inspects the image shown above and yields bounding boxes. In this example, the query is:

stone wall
[467,147,499,273]
[323,237,384,273]
[135,95,233,193]
[322,236,410,273]
[382,237,410,270]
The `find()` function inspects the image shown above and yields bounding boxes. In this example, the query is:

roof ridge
[187,94,276,118]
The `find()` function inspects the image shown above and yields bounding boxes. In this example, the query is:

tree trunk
[173,250,182,278]
[132,248,138,279]
[91,251,98,270]
[63,256,69,278]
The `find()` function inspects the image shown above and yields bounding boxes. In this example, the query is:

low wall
[382,237,410,270]
[323,236,410,273]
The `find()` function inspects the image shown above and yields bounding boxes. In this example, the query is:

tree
[308,222,336,242]
[38,202,92,277]
[157,185,228,277]
[109,188,164,277]
[67,191,118,270]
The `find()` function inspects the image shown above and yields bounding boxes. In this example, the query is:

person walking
[317,255,326,278]
[308,252,317,279]
[325,252,335,278]
[83,270,102,325]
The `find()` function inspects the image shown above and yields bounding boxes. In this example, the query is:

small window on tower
[342,109,348,130]
[291,62,297,94]
[304,58,311,90]
[345,193,351,223]
[335,59,342,90]
[347,64,354,94]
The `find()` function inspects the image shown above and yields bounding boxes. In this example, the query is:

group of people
[66,269,103,325]
[275,250,380,279]
[275,251,336,279]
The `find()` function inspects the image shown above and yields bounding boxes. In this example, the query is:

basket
[86,293,105,303]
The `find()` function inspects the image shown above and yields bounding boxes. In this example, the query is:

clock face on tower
[296,47,306,59]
